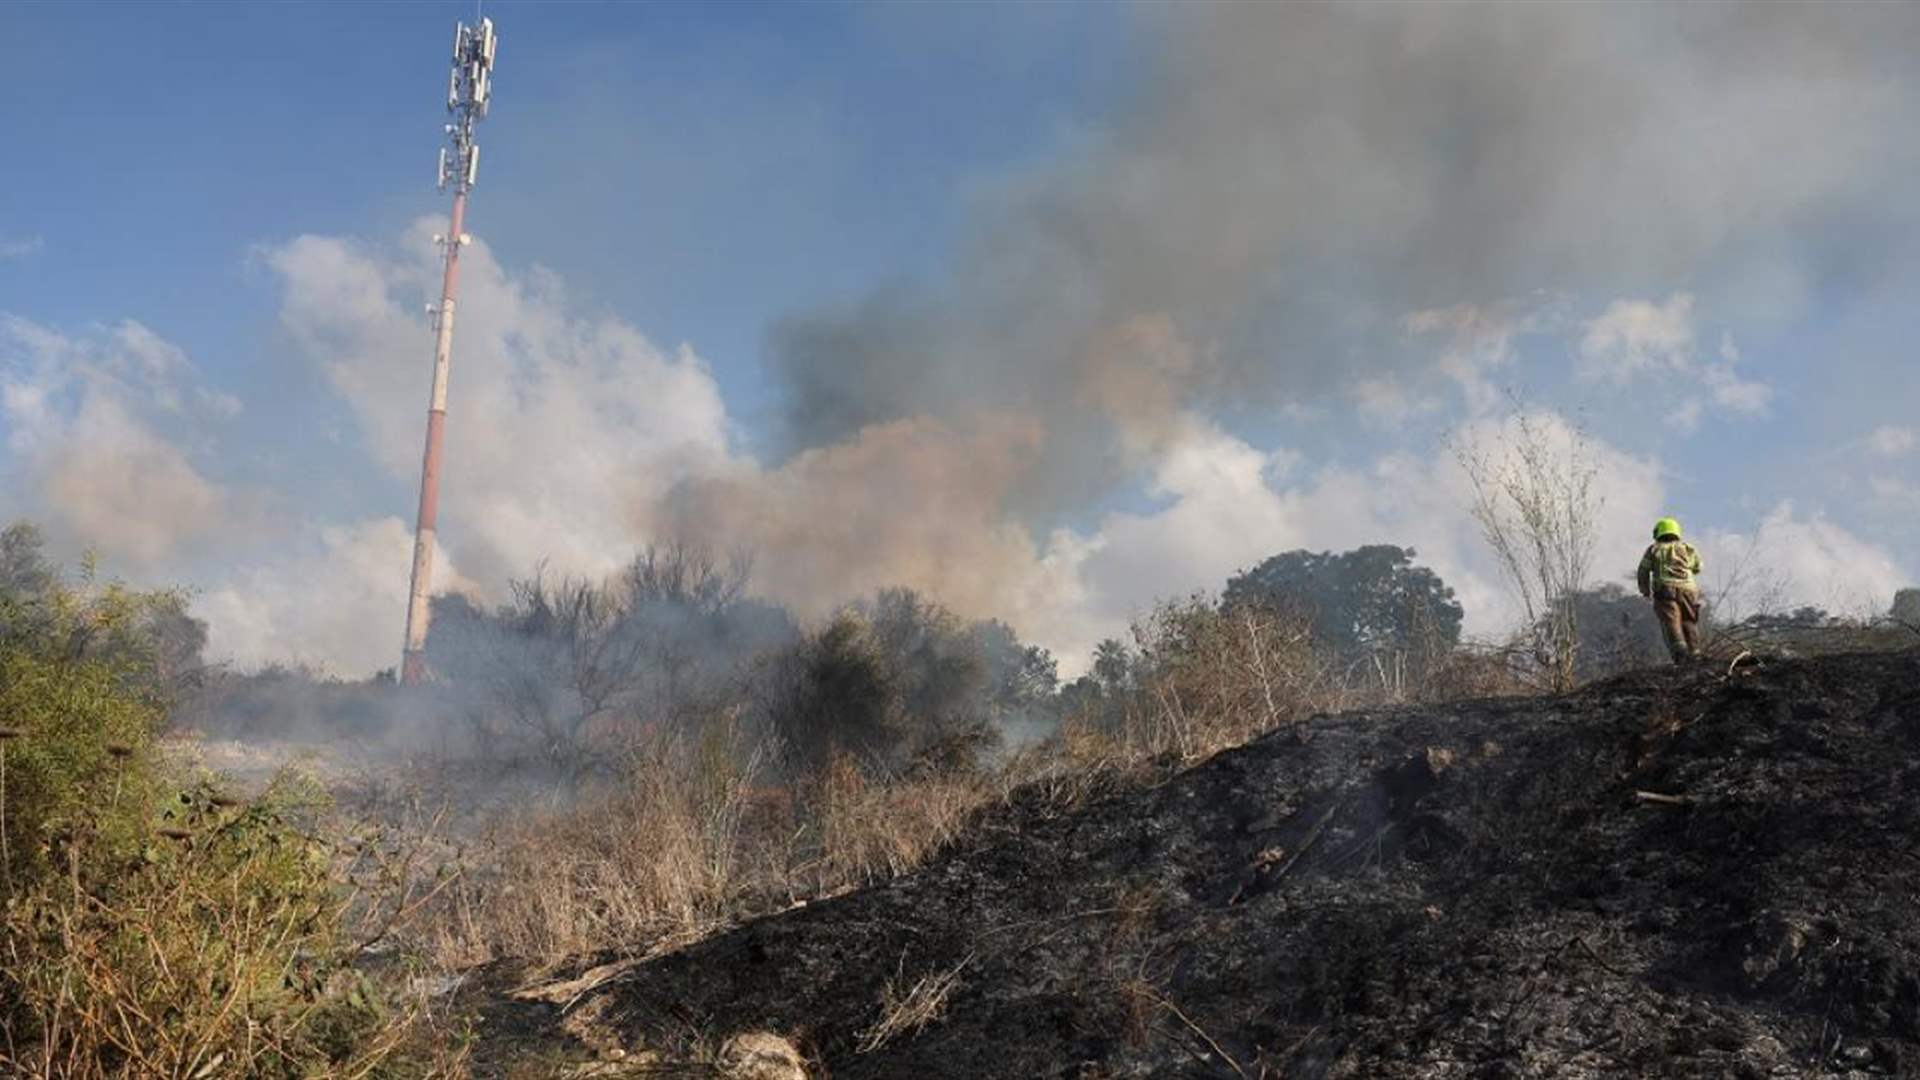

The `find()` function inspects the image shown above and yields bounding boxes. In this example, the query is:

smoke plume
[761,4,1918,448]
[646,2,1920,659]
[15,3,1918,675]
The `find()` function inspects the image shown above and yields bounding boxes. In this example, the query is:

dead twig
[1271,799,1342,882]
[976,907,1125,937]
[856,953,972,1054]
[1148,990,1249,1079]
[1720,649,1755,682]
[1632,790,1695,807]
[1569,934,1629,977]
[1269,1024,1323,1071]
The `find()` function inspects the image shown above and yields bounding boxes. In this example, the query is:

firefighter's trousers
[1653,586,1701,662]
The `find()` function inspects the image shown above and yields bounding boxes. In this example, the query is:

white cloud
[1579,294,1695,382]
[0,316,242,566]
[1701,356,1773,415]
[1352,376,1439,425]
[0,237,42,259]
[0,310,486,679]
[1038,407,1666,668]
[1697,502,1911,619]
[1866,425,1916,457]
[1577,294,1771,424]
[0,315,443,679]
[1867,474,1920,512]
[1665,399,1706,433]
[1026,420,1304,669]
[8,243,1841,684]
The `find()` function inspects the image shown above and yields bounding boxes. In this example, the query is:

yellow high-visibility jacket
[1638,539,1702,596]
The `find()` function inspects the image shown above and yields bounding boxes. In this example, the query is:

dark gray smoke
[610,2,1920,659]
[765,2,1920,480]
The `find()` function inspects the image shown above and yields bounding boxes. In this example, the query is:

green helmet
[1652,517,1682,540]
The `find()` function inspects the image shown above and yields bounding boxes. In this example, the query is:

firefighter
[1637,516,1703,662]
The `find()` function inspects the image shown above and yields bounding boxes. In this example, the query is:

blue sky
[1,1,1131,437]
[2,2,1915,674]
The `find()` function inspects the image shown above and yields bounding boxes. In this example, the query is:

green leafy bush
[0,530,450,1077]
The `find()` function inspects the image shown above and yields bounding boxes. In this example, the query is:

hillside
[475,651,1920,1078]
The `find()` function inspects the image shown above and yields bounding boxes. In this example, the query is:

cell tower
[401,17,497,684]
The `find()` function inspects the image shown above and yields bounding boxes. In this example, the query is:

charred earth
[480,650,1920,1078]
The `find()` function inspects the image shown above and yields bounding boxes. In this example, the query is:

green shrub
[0,543,447,1077]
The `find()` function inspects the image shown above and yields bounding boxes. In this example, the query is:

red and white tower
[402,17,497,684]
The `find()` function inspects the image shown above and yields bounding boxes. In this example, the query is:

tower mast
[402,17,497,684]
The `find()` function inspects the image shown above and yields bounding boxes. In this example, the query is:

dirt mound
[488,651,1920,1077]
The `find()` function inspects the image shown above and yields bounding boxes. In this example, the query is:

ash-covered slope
[524,651,1920,1078]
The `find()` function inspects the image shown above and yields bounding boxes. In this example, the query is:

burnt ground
[478,650,1920,1078]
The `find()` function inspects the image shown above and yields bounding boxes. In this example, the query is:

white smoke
[0,316,248,567]
[196,517,473,674]
[1577,294,1772,431]
[267,223,741,591]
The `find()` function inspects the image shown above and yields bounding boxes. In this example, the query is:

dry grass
[404,722,992,968]
[412,598,1341,969]
[856,954,972,1054]
[1004,599,1348,800]
[811,756,984,886]
[399,596,1426,972]
[0,782,465,1079]
[416,722,772,967]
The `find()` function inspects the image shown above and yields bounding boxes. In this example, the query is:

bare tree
[1694,531,1790,655]
[1452,408,1602,691]
[622,539,753,616]
[621,541,757,725]
[437,540,775,777]
[491,567,640,774]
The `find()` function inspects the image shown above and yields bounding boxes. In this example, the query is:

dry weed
[811,755,984,886]
[0,781,462,1078]
[420,721,769,966]
[855,953,972,1054]
[411,722,991,967]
